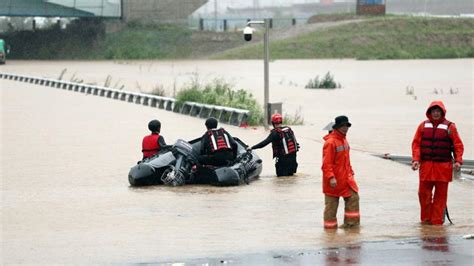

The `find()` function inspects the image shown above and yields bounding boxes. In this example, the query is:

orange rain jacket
[412,101,464,182]
[322,130,359,197]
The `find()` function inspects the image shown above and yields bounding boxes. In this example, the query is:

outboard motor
[161,139,197,186]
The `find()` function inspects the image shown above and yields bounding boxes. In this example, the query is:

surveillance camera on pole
[243,19,271,129]
[243,26,253,41]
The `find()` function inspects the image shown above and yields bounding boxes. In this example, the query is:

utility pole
[263,18,270,129]
[245,19,270,129]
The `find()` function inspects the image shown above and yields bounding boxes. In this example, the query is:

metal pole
[263,18,270,129]
[246,20,269,129]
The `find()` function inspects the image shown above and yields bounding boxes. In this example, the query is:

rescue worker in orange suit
[322,115,359,229]
[247,113,299,176]
[198,117,237,167]
[141,119,166,159]
[411,101,464,225]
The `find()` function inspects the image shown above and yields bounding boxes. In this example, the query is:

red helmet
[271,113,283,124]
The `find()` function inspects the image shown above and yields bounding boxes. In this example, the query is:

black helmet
[205,117,218,129]
[148,119,161,132]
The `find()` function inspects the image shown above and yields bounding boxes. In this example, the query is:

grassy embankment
[3,15,472,60]
[1,20,245,60]
[216,16,474,60]
[98,23,247,59]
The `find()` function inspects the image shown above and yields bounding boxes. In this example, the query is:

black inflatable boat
[128,137,263,186]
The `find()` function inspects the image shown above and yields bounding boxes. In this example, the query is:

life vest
[420,120,453,162]
[207,128,232,153]
[142,133,160,158]
[272,126,297,157]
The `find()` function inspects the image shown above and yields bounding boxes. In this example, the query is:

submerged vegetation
[305,72,341,89]
[175,76,263,126]
[283,107,305,125]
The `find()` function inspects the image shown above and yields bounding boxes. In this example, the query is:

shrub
[150,84,166,97]
[305,72,341,89]
[176,77,263,125]
[283,107,304,125]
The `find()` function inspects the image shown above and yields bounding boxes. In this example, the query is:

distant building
[0,0,208,24]
[121,0,208,24]
[356,0,386,15]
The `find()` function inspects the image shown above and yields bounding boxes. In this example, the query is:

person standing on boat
[411,100,464,225]
[198,117,237,167]
[247,113,299,176]
[142,119,166,159]
[321,115,360,229]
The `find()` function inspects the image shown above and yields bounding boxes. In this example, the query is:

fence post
[292,18,296,26]
[269,18,273,29]
[223,19,227,32]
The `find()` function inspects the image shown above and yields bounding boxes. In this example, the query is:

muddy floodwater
[1,59,473,264]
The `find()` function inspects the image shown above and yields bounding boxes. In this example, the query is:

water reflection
[271,173,310,186]
[420,225,449,252]
[324,245,361,265]
[321,226,362,265]
[128,184,239,194]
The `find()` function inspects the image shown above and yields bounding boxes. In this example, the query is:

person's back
[198,117,236,166]
[142,119,166,159]
[271,126,298,158]
[248,113,299,176]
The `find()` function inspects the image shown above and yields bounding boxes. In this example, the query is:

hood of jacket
[426,100,447,121]
[323,129,345,141]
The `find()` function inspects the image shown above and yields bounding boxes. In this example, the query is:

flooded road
[1,59,473,264]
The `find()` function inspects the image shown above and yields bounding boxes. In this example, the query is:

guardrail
[373,153,474,179]
[0,72,250,126]
[373,153,474,171]
[374,153,474,169]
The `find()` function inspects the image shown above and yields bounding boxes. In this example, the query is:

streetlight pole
[246,19,270,129]
[263,18,270,130]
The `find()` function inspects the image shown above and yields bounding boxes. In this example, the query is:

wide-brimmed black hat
[332,115,352,129]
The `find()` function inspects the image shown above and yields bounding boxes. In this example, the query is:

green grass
[215,16,474,60]
[3,16,473,60]
[1,20,244,60]
[175,77,263,126]
[97,23,193,59]
[305,71,341,89]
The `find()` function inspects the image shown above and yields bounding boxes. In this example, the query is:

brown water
[1,59,473,264]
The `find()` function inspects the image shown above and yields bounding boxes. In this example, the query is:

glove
[454,162,461,172]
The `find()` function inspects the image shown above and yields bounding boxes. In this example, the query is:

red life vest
[420,120,453,162]
[142,133,160,158]
[272,126,297,157]
[207,128,232,153]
